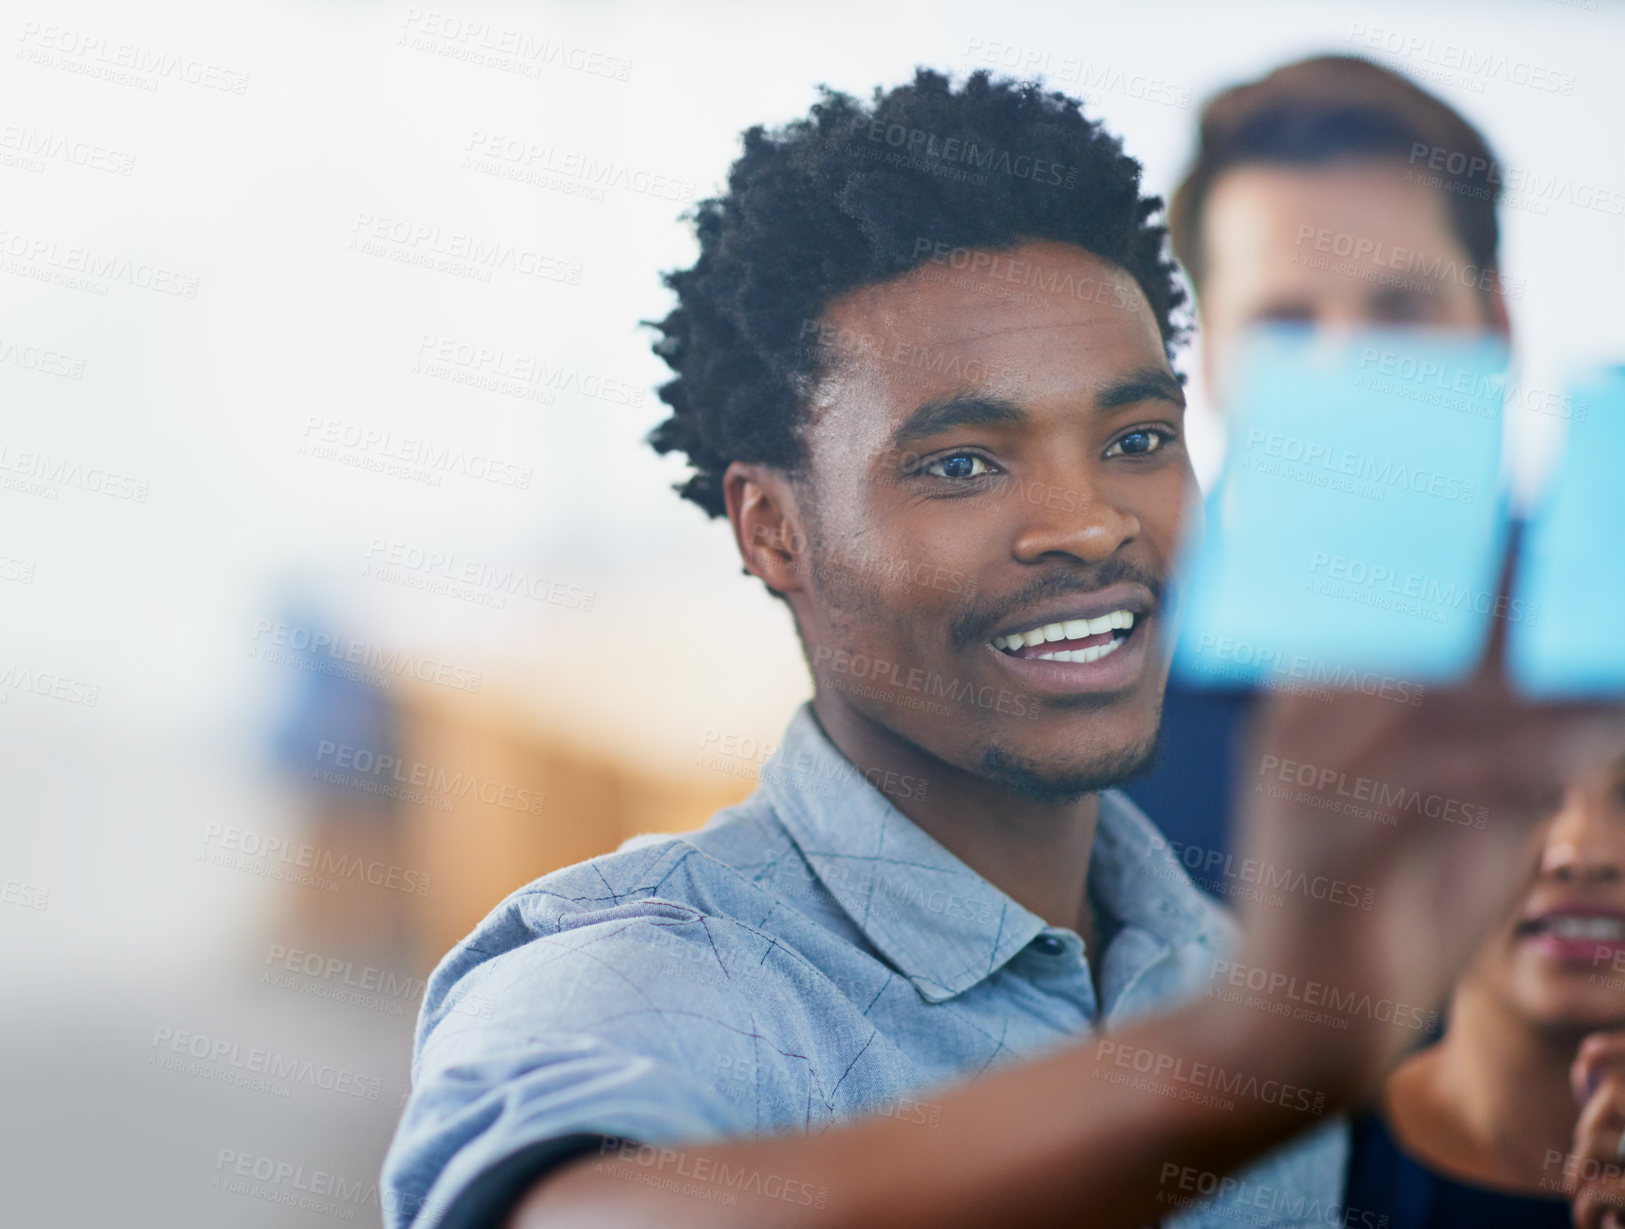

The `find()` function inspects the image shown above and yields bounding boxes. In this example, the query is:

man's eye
[923,453,994,479]
[1105,429,1171,458]
[1372,291,1432,323]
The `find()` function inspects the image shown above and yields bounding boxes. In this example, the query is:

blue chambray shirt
[382,702,1348,1228]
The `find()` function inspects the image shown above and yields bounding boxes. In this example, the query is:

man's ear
[722,461,807,596]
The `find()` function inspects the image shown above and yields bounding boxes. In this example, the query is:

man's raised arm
[512,676,1623,1229]
[514,996,1342,1229]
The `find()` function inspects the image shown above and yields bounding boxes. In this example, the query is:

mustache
[949,559,1166,651]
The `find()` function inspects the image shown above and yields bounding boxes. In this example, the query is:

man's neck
[809,697,1101,946]
[1387,985,1583,1191]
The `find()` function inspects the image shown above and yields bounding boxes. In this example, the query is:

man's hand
[1228,628,1625,1093]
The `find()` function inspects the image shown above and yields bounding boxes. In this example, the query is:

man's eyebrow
[1096,367,1187,412]
[1372,286,1431,311]
[887,367,1186,451]
[889,395,1026,450]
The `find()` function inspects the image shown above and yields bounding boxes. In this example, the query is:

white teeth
[1033,638,1126,665]
[1546,916,1625,940]
[991,610,1139,654]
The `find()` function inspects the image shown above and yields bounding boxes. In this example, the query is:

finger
[1577,1183,1619,1229]
[1574,1079,1625,1161]
[1573,1125,1625,1180]
[1470,520,1522,687]
[1577,1037,1625,1105]
[1577,1181,1625,1229]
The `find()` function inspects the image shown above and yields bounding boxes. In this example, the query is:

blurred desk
[394,684,756,974]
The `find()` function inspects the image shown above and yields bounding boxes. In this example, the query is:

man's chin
[979,737,1158,805]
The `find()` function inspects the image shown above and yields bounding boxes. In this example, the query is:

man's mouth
[991,610,1138,664]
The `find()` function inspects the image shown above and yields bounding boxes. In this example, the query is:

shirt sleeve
[1160,1115,1351,1229]
[380,887,767,1229]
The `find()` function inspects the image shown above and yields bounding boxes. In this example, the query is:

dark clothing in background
[1122,684,1256,903]
[1342,1111,1571,1228]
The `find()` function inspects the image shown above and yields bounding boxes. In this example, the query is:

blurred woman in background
[1345,749,1625,1228]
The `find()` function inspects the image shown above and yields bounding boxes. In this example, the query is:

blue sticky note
[1171,326,1511,689]
[1508,366,1625,697]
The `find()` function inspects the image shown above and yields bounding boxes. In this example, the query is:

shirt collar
[1089,788,1233,952]
[759,703,1228,1004]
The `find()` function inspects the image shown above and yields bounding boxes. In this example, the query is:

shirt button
[1029,935,1066,956]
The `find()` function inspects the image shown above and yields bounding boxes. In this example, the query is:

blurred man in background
[1142,55,1625,1228]
[1126,54,1512,887]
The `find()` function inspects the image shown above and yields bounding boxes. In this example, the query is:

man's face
[776,241,1195,801]
[1197,160,1500,405]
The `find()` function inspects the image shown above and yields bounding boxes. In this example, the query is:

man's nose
[1009,478,1140,566]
